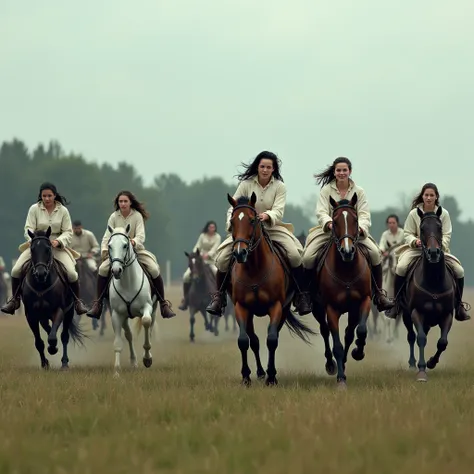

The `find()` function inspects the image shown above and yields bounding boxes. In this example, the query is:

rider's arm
[379,231,388,252]
[101,213,115,253]
[192,234,203,253]
[24,204,38,241]
[440,208,452,252]
[265,181,286,227]
[133,213,146,250]
[355,189,371,237]
[403,211,419,248]
[226,181,248,231]
[207,234,222,260]
[56,208,73,249]
[89,231,100,255]
[316,187,333,232]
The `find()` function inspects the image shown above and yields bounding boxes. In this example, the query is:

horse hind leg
[352,297,371,362]
[111,311,124,377]
[123,319,138,368]
[313,305,336,375]
[47,308,62,356]
[412,309,428,382]
[247,318,265,380]
[427,314,453,370]
[326,306,346,388]
[266,303,284,386]
[344,312,358,365]
[236,304,252,386]
[189,309,196,343]
[27,317,49,369]
[60,316,71,370]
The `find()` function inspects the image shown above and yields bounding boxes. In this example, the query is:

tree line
[1,139,473,283]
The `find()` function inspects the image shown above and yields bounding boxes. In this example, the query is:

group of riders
[0,152,470,323]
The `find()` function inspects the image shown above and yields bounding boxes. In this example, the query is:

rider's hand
[258,213,269,222]
[415,239,422,247]
[87,252,93,258]
[327,222,333,230]
[51,240,60,248]
[383,251,389,257]
[202,252,209,259]
[131,239,136,247]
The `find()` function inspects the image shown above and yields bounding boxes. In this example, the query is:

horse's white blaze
[342,211,350,253]
[191,258,196,265]
[238,211,244,220]
[237,242,241,254]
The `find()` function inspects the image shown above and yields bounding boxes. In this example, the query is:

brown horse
[398,207,456,382]
[310,194,372,388]
[226,193,316,386]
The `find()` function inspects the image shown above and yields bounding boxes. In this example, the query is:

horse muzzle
[233,248,249,264]
[111,263,124,279]
[426,247,441,263]
[339,246,355,263]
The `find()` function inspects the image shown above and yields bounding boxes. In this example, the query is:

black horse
[22,228,86,369]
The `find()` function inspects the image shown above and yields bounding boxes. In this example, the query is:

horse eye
[123,244,127,249]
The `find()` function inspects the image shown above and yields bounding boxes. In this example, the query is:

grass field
[1,285,474,474]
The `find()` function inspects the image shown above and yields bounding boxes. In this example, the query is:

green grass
[1,286,473,473]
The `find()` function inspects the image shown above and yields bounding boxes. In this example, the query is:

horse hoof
[257,370,266,380]
[48,346,58,355]
[131,361,138,369]
[214,330,219,337]
[426,359,436,370]
[242,377,251,387]
[60,365,69,371]
[42,360,50,370]
[190,337,195,343]
[143,357,152,368]
[416,370,427,382]
[113,371,120,379]
[337,380,347,390]
[351,348,365,361]
[325,360,337,376]
[265,378,278,386]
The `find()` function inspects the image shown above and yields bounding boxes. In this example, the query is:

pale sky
[2,1,473,219]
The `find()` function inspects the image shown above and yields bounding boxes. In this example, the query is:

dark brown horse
[185,249,236,342]
[22,228,86,369]
[310,194,373,388]
[398,207,456,382]
[226,193,316,386]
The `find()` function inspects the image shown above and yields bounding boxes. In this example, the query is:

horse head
[107,224,133,279]
[28,227,53,283]
[329,193,359,262]
[184,248,205,282]
[417,206,443,264]
[227,192,261,264]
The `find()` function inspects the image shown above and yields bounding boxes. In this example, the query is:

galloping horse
[310,194,373,388]
[226,193,316,386]
[22,228,86,369]
[398,207,456,382]
[369,242,402,343]
[184,249,235,342]
[106,225,158,376]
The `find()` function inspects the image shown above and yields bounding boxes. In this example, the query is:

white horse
[107,225,157,376]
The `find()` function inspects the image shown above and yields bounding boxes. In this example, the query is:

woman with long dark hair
[86,190,175,319]
[385,183,470,321]
[301,157,394,312]
[206,151,312,316]
[1,182,88,315]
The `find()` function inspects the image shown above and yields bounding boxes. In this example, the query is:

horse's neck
[246,232,272,269]
[421,253,448,289]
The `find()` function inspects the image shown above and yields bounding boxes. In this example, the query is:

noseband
[30,236,53,277]
[332,204,360,253]
[108,233,136,268]
[230,204,263,253]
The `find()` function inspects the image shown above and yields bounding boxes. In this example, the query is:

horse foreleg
[60,317,71,370]
[246,317,265,380]
[213,313,219,337]
[111,311,124,376]
[235,303,251,386]
[427,314,453,370]
[344,311,358,365]
[352,297,371,362]
[48,308,63,356]
[189,309,196,342]
[141,304,153,368]
[401,311,417,369]
[312,305,336,375]
[27,316,49,369]
[266,302,283,386]
[326,305,346,387]
[412,309,428,381]
[123,319,138,368]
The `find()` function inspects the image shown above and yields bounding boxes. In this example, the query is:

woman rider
[1,182,88,315]
[301,157,394,312]
[86,190,175,319]
[206,151,312,316]
[179,220,221,311]
[385,183,470,321]
[379,214,404,254]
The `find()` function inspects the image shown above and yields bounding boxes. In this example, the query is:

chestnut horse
[226,193,316,386]
[311,194,372,388]
[398,207,456,382]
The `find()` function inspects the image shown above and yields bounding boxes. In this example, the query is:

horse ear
[329,196,338,208]
[250,192,257,206]
[436,206,443,217]
[184,251,190,257]
[27,229,35,239]
[125,223,131,235]
[46,226,52,238]
[196,248,200,256]
[107,225,114,234]
[350,193,358,206]
[227,193,237,207]
[416,207,424,219]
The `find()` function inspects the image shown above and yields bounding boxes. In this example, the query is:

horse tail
[69,316,88,347]
[284,311,317,345]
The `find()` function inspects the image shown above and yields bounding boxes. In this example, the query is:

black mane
[236,196,252,205]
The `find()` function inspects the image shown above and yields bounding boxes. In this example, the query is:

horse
[184,249,236,342]
[310,194,373,388]
[398,207,456,382]
[369,242,402,343]
[226,193,317,386]
[0,271,7,310]
[106,224,158,376]
[22,228,86,369]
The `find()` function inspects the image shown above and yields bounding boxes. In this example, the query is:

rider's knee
[68,270,79,283]
[454,264,465,279]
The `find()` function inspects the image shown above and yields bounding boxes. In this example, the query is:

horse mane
[110,226,128,235]
[337,199,350,206]
[236,196,254,206]
[34,230,49,238]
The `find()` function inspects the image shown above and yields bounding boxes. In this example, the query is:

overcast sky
[2,1,473,219]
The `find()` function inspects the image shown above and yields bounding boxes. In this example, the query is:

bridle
[108,232,137,268]
[419,214,442,261]
[230,204,264,254]
[331,203,360,257]
[30,236,54,279]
